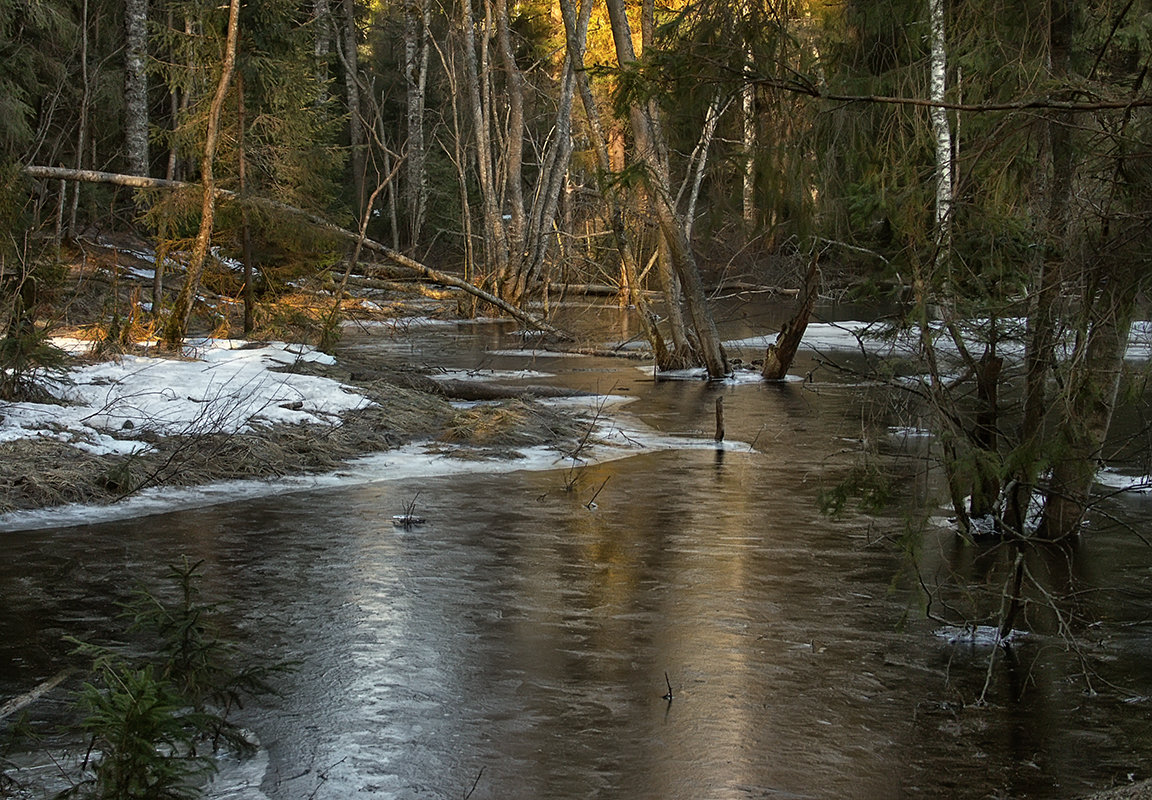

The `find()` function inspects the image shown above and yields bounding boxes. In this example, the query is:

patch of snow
[725,321,882,353]
[50,337,98,356]
[351,316,507,330]
[604,339,651,351]
[1127,321,1152,360]
[888,426,933,438]
[210,246,244,272]
[726,319,1152,363]
[935,624,1028,647]
[633,365,802,384]
[125,265,156,281]
[0,394,754,533]
[0,339,366,457]
[1097,469,1152,493]
[635,366,709,380]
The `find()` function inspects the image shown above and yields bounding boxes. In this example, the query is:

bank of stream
[3,299,1152,799]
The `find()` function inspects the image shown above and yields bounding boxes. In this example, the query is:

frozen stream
[4,302,1152,799]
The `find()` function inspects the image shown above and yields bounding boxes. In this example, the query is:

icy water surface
[3,302,1152,799]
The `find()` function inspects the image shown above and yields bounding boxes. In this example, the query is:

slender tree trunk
[403,0,430,251]
[68,0,91,238]
[124,0,150,176]
[1007,0,1075,535]
[313,0,332,106]
[970,344,1003,520]
[339,0,366,214]
[603,0,728,377]
[1039,279,1135,539]
[741,0,755,231]
[237,74,256,336]
[461,0,510,285]
[517,0,588,298]
[681,92,727,243]
[493,0,528,300]
[164,0,242,347]
[929,0,952,274]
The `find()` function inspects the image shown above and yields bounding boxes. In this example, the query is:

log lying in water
[432,379,591,401]
[0,668,74,720]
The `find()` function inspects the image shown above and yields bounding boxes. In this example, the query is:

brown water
[3,303,1152,799]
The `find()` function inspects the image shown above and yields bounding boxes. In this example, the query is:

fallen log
[23,165,569,339]
[433,379,590,401]
[343,275,456,299]
[0,668,74,720]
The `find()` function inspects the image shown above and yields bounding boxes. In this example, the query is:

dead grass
[441,399,585,448]
[0,371,591,514]
[1,240,596,515]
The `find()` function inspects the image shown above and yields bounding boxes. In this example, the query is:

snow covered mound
[0,339,369,456]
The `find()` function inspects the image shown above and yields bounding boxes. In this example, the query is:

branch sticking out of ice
[935,624,1028,648]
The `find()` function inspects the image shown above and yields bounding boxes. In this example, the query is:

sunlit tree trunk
[603,0,728,378]
[557,0,670,364]
[164,0,241,347]
[494,0,526,298]
[460,0,510,285]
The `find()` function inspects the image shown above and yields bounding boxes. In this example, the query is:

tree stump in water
[762,261,820,381]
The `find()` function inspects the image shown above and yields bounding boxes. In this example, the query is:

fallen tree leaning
[22,165,570,339]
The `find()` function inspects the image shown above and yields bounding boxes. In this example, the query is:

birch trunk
[741,0,755,232]
[403,0,430,250]
[124,0,149,176]
[929,0,952,272]
[313,0,332,106]
[67,0,90,238]
[339,0,366,213]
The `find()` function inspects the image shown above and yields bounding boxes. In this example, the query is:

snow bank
[0,339,368,457]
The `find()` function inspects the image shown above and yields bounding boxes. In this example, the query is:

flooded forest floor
[0,236,600,514]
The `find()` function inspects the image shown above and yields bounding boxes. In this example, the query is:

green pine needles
[54,558,290,800]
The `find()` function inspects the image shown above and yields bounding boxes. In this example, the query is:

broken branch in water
[585,475,610,509]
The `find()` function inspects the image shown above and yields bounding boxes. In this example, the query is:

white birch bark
[403,0,430,249]
[124,0,149,176]
[339,0,366,212]
[929,0,952,269]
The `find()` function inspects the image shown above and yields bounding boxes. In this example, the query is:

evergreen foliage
[56,559,287,800]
